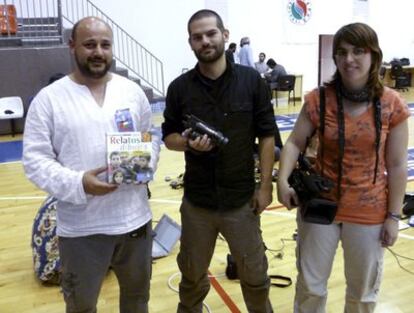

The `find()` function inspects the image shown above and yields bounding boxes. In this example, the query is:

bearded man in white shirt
[23,16,160,313]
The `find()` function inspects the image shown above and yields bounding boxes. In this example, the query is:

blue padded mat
[0,140,22,163]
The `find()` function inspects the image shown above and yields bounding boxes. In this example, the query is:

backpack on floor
[31,196,61,284]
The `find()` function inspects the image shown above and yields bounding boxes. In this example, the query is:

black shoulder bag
[288,86,338,224]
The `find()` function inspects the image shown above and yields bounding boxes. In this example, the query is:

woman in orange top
[277,23,409,313]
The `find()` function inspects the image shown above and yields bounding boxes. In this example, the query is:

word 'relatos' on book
[107,132,153,184]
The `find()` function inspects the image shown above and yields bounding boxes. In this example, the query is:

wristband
[387,212,401,222]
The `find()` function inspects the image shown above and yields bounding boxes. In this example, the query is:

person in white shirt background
[238,36,255,68]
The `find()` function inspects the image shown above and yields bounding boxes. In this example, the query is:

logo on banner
[287,0,312,24]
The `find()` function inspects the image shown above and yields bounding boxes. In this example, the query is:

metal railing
[0,0,165,96]
[1,0,62,45]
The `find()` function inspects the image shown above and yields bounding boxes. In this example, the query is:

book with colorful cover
[106,132,153,184]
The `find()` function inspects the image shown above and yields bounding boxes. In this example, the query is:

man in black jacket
[162,9,275,313]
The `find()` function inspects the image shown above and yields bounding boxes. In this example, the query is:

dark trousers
[59,221,152,313]
[176,198,273,313]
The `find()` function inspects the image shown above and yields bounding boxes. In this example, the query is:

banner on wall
[287,0,312,25]
[282,0,316,44]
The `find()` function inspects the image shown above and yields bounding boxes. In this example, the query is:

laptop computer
[152,214,181,259]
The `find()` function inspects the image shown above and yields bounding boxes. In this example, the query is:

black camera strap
[332,84,382,198]
[269,274,292,288]
[320,85,344,199]
[319,86,326,176]
[373,98,382,184]
[226,253,292,288]
[335,86,346,199]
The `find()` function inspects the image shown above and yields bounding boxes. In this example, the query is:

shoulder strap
[372,97,382,184]
[319,86,326,175]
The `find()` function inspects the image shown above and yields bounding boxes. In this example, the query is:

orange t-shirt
[305,86,410,225]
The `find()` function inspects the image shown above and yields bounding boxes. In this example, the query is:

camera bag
[302,198,338,224]
[289,86,338,224]
[303,86,338,224]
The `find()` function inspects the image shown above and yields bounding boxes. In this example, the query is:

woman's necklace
[339,83,370,103]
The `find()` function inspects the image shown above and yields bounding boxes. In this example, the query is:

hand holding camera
[182,128,213,153]
[183,114,229,150]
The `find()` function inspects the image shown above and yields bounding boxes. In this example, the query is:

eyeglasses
[335,47,370,60]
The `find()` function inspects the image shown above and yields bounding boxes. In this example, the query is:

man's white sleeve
[22,97,87,205]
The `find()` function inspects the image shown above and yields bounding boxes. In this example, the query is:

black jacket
[162,61,275,210]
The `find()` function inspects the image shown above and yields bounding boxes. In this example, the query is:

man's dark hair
[70,20,81,42]
[229,43,236,50]
[187,9,225,35]
[266,58,276,68]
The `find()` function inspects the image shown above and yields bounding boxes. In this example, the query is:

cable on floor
[167,272,212,313]
[386,247,414,275]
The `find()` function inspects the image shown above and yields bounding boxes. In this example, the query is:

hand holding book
[107,132,154,185]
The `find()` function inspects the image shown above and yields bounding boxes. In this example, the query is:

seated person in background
[264,58,287,87]
[255,52,269,75]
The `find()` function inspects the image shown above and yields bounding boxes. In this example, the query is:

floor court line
[4,196,413,242]
[397,233,414,240]
[0,195,182,204]
[0,160,21,165]
[208,269,241,313]
[0,195,47,200]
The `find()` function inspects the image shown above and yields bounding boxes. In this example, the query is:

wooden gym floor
[1,89,414,313]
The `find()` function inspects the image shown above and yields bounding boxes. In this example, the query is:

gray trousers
[294,214,384,313]
[177,197,273,313]
[58,221,152,313]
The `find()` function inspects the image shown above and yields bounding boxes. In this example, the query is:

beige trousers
[294,214,384,313]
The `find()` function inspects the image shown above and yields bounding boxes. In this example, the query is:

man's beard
[194,41,225,64]
[75,54,112,79]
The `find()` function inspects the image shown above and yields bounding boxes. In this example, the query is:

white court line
[0,196,46,200]
[149,199,181,204]
[398,233,414,240]
[0,160,21,165]
[263,209,296,218]
[0,195,182,204]
[2,195,414,241]
[264,210,414,241]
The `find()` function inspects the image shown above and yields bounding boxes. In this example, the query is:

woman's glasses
[335,47,370,60]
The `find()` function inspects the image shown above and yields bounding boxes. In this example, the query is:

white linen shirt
[23,74,160,237]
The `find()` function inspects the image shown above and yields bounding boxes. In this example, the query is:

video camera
[183,114,229,147]
[288,154,337,224]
